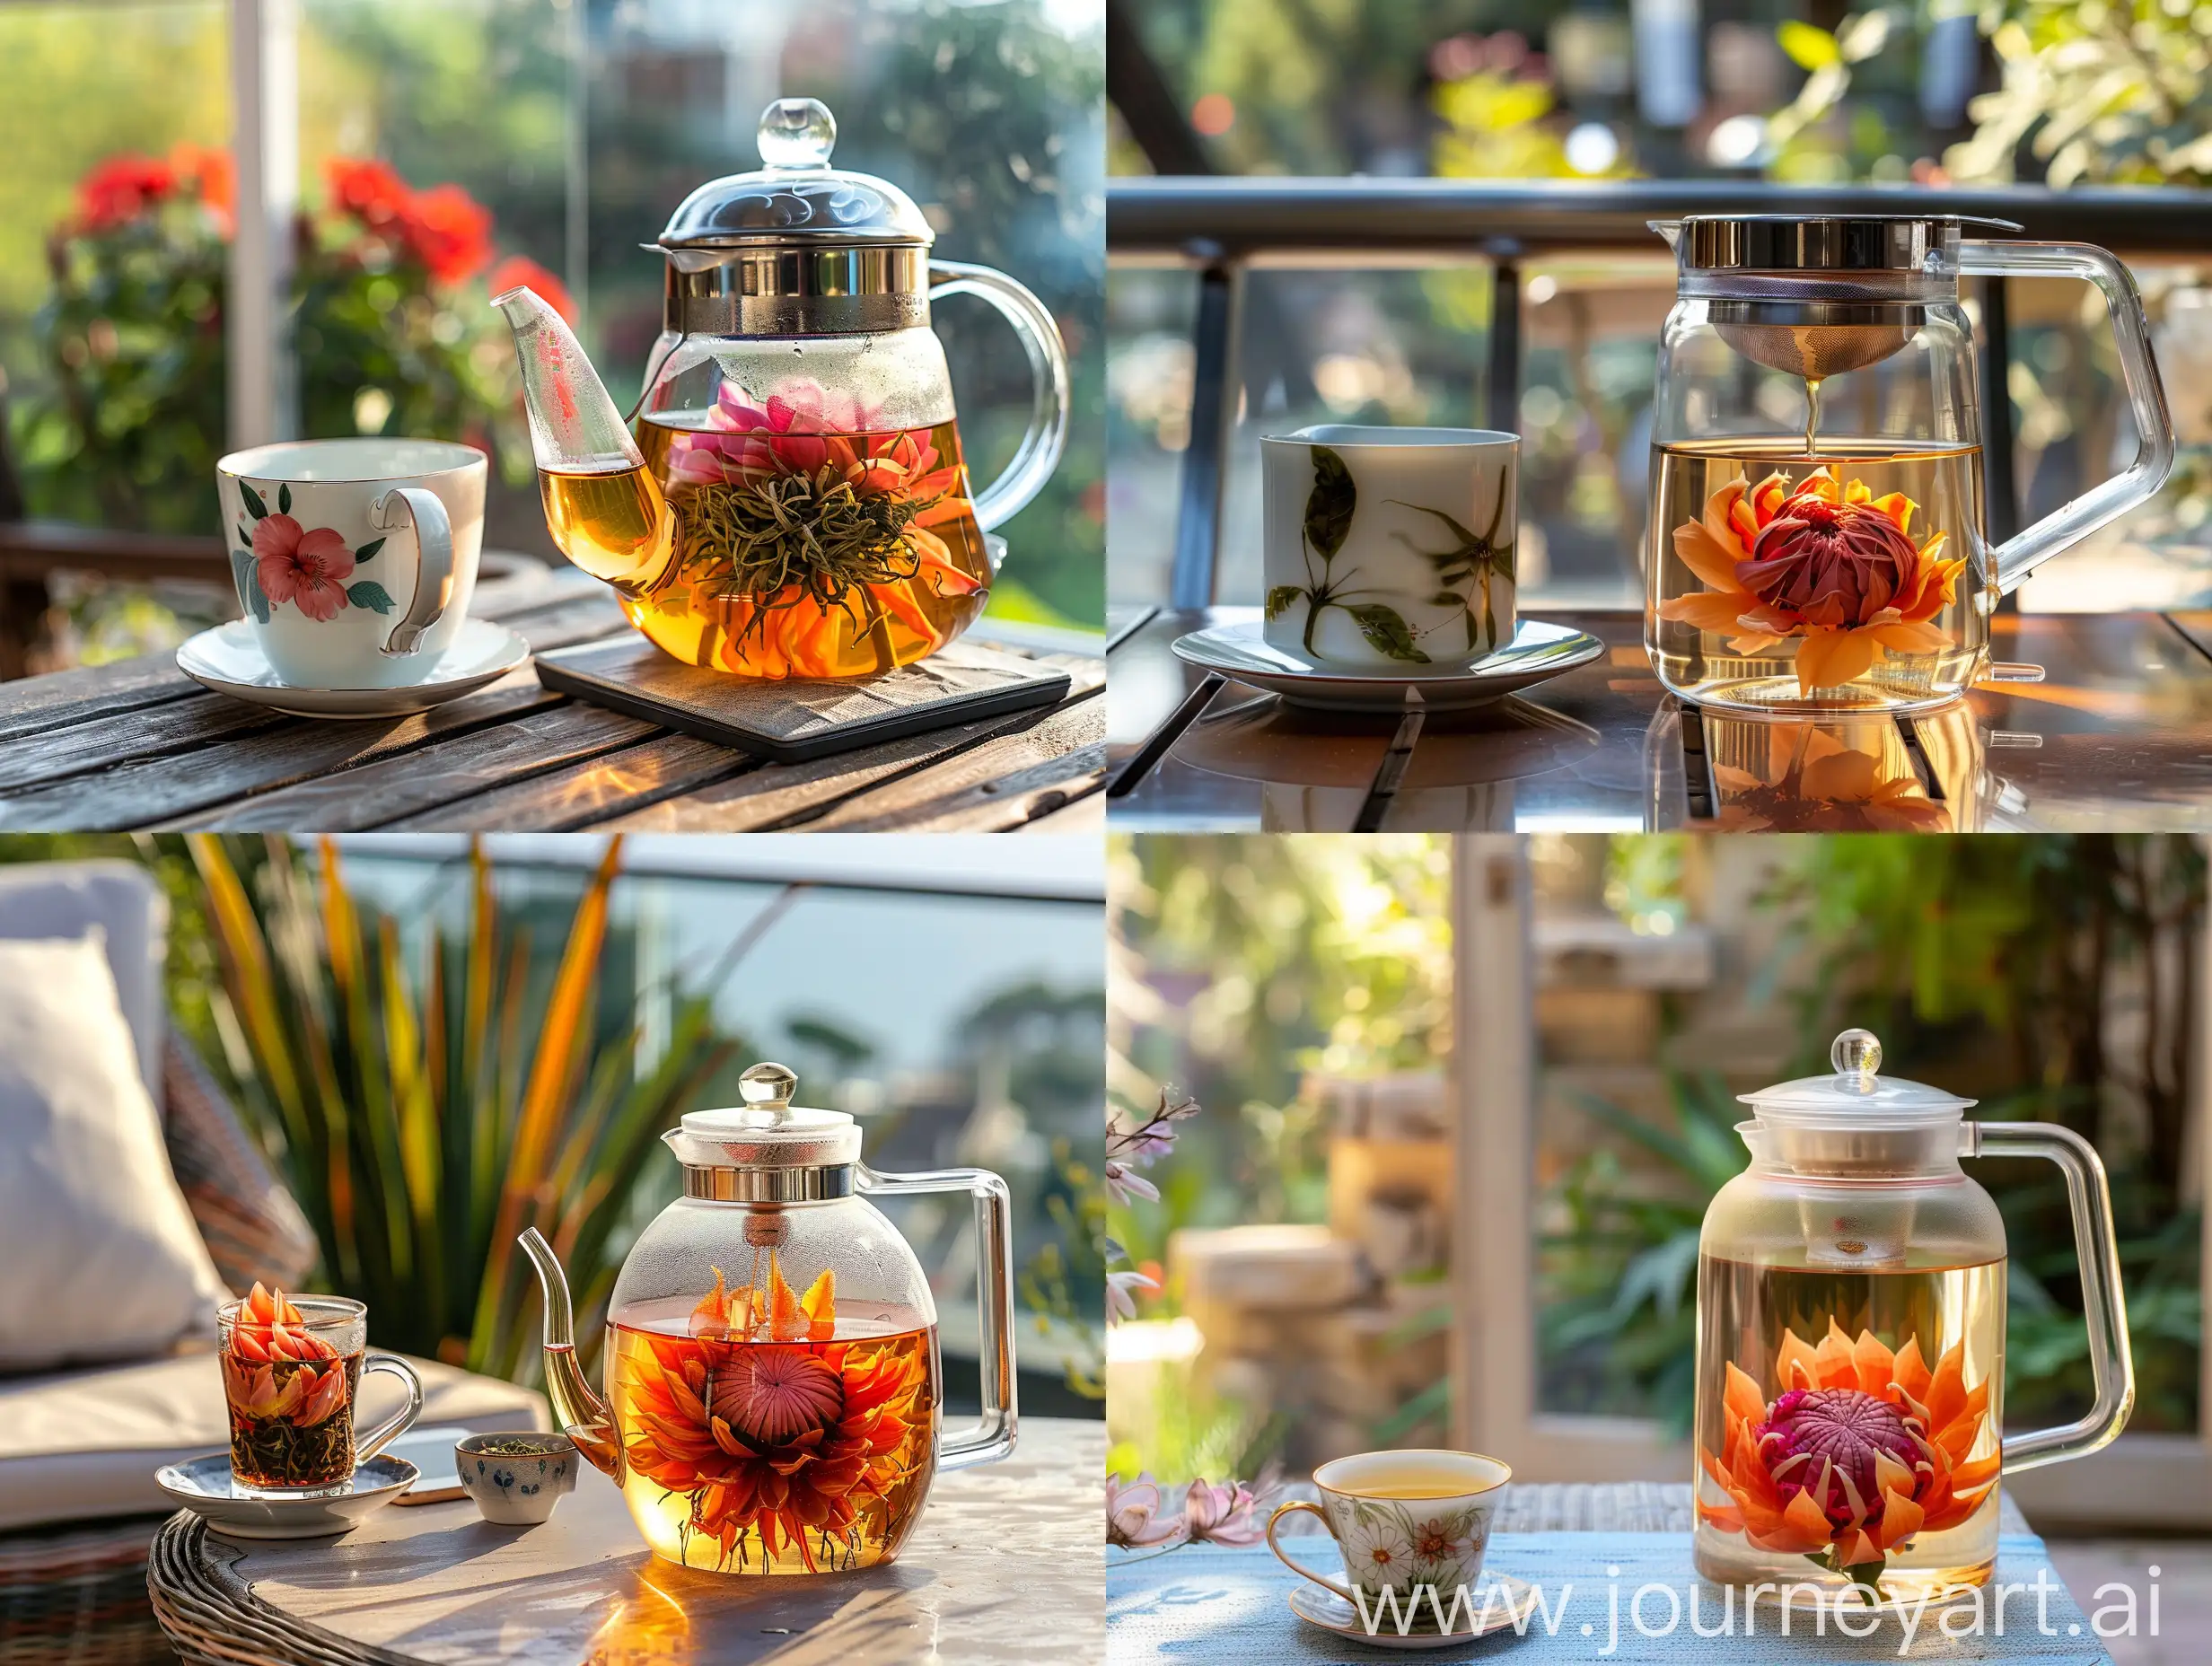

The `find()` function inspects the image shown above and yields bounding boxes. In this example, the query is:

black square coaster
[532,633,1074,763]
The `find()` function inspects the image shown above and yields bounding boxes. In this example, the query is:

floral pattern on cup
[233,479,396,625]
[1326,1495,1490,1600]
[456,1432,578,1526]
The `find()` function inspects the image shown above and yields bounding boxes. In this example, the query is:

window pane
[1105,265,1196,606]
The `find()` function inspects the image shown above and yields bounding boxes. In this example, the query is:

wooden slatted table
[1108,605,2212,832]
[0,571,1105,834]
[148,1416,1103,1665]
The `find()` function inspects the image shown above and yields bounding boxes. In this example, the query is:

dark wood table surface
[0,570,1106,834]
[1107,605,2212,833]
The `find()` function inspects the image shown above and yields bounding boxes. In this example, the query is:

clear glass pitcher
[1694,1030,2132,1606]
[497,97,1070,680]
[1646,215,2174,714]
[520,1063,1016,1575]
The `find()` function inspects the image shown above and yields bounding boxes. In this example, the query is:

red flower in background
[74,153,177,233]
[402,183,493,285]
[487,256,577,324]
[324,157,414,236]
[169,145,235,235]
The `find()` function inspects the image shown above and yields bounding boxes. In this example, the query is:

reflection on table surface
[178,1417,1103,1666]
[1108,607,2212,833]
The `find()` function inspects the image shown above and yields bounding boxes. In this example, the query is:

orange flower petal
[1723,1361,1768,1427]
[1874,1486,1925,1552]
[1777,1328,1821,1392]
[1925,1346,1968,1434]
[1815,1320,1859,1389]
[1865,490,1912,532]
[1673,519,1751,592]
[1849,1328,1896,1395]
[1795,628,1878,694]
[1775,1486,1839,1553]
[1660,590,1760,633]
[1889,1336,1931,1406]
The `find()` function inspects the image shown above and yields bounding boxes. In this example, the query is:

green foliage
[1539,1072,1748,1433]
[15,172,524,540]
[1106,834,1450,1269]
[1019,1135,1109,1399]
[1106,1389,1287,1487]
[1949,0,2212,186]
[187,835,761,1384]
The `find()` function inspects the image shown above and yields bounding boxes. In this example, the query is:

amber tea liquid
[538,412,990,679]
[1648,438,1989,713]
[605,1295,938,1574]
[1693,1257,2004,1603]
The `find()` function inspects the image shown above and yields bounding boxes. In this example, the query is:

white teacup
[1268,1449,1511,1610]
[216,438,486,689]
[1261,425,1519,670]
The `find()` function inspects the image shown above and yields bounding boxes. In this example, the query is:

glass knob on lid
[663,1062,864,1181]
[1740,1028,1976,1129]
[758,98,836,171]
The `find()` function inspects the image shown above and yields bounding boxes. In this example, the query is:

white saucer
[1172,618,1603,712]
[1287,1574,1540,1650]
[176,618,531,719]
[154,1451,420,1539]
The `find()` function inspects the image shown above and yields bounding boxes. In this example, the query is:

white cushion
[0,861,167,1110]
[0,1350,549,1530]
[0,934,225,1372]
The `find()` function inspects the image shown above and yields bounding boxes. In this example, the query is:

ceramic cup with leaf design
[1261,426,1518,670]
[1267,1449,1511,1611]
[216,438,487,689]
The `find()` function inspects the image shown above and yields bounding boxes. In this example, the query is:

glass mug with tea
[218,1285,425,1494]
[496,96,1070,680]
[215,439,487,690]
[1646,214,2174,714]
[1266,1450,1511,1621]
[519,1061,1015,1575]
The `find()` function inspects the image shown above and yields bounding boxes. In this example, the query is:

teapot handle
[856,1162,1017,1470]
[1955,241,2175,597]
[1962,1121,2135,1472]
[928,260,1071,532]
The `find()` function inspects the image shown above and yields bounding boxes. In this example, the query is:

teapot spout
[492,287,676,594]
[517,1227,621,1478]
[494,286,641,477]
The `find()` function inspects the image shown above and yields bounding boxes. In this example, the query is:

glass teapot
[1646,215,2175,714]
[520,1062,1015,1575]
[1693,1030,2131,1607]
[496,97,1071,680]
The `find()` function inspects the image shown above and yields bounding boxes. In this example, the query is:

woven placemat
[533,634,1072,763]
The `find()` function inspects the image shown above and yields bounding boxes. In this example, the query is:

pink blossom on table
[1181,1477,1267,1547]
[1106,1267,1157,1325]
[252,514,356,620]
[1107,1473,1188,1548]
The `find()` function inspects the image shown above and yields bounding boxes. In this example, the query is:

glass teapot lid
[1741,1029,1976,1129]
[659,98,935,256]
[664,1064,864,1200]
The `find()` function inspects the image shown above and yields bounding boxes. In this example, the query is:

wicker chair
[0,1031,318,1666]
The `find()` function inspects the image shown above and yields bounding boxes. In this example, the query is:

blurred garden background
[0,831,1109,1416]
[1105,0,2212,613]
[1106,831,2206,1530]
[0,0,1104,671]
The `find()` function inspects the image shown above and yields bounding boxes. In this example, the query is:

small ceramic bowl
[455,1432,577,1525]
